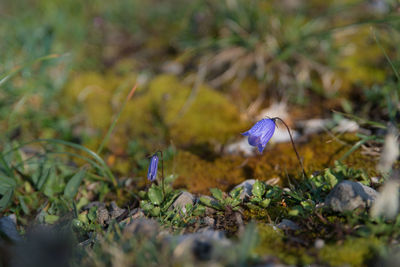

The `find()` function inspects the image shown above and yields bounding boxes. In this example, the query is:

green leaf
[199,196,213,206]
[0,176,16,194]
[148,186,164,205]
[260,198,271,208]
[78,213,88,224]
[18,196,30,215]
[250,197,262,204]
[43,166,59,197]
[301,200,315,211]
[0,188,13,211]
[246,202,262,211]
[88,206,98,222]
[325,170,338,189]
[138,190,147,199]
[64,168,87,199]
[265,186,282,200]
[193,205,206,216]
[35,165,52,190]
[0,154,14,178]
[210,188,223,201]
[229,187,243,199]
[288,206,303,216]
[161,190,181,212]
[45,214,60,224]
[150,206,161,217]
[199,196,223,210]
[140,200,152,212]
[252,181,266,198]
[230,198,241,207]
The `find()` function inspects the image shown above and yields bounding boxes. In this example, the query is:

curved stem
[156,150,165,197]
[273,117,308,178]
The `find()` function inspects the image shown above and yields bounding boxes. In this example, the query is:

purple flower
[242,118,276,153]
[147,154,159,182]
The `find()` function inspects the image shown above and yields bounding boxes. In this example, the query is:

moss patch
[319,237,382,267]
[173,133,378,194]
[254,224,313,265]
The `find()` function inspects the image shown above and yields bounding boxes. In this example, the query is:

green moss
[254,224,313,265]
[65,73,246,149]
[319,237,382,267]
[148,74,248,145]
[63,71,137,147]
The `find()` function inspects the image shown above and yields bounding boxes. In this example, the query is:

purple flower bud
[242,118,276,153]
[147,154,159,182]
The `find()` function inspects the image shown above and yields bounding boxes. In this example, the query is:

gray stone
[277,219,300,231]
[124,218,159,237]
[195,227,228,242]
[232,179,256,200]
[161,61,183,75]
[0,215,21,242]
[333,119,359,133]
[296,119,331,136]
[173,228,231,261]
[203,216,215,227]
[314,238,325,249]
[109,201,126,220]
[120,208,145,225]
[224,138,255,156]
[172,191,195,214]
[97,207,109,226]
[325,180,379,212]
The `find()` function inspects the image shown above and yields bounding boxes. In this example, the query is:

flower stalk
[273,117,307,178]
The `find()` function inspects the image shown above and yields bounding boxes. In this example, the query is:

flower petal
[242,118,276,152]
[147,154,159,182]
[258,144,265,153]
[241,131,250,136]
[259,125,275,147]
[248,135,261,147]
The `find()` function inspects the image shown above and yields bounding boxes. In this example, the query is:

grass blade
[97,84,137,155]
[64,167,87,199]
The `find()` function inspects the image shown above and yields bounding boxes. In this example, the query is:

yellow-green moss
[148,74,248,145]
[336,26,386,90]
[63,71,137,140]
[319,237,382,267]
[173,133,378,194]
[254,224,313,265]
[65,73,246,150]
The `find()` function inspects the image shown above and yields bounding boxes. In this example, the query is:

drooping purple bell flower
[147,154,159,182]
[242,118,276,153]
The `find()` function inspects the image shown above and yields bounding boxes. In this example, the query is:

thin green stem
[156,150,165,198]
[273,117,308,178]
